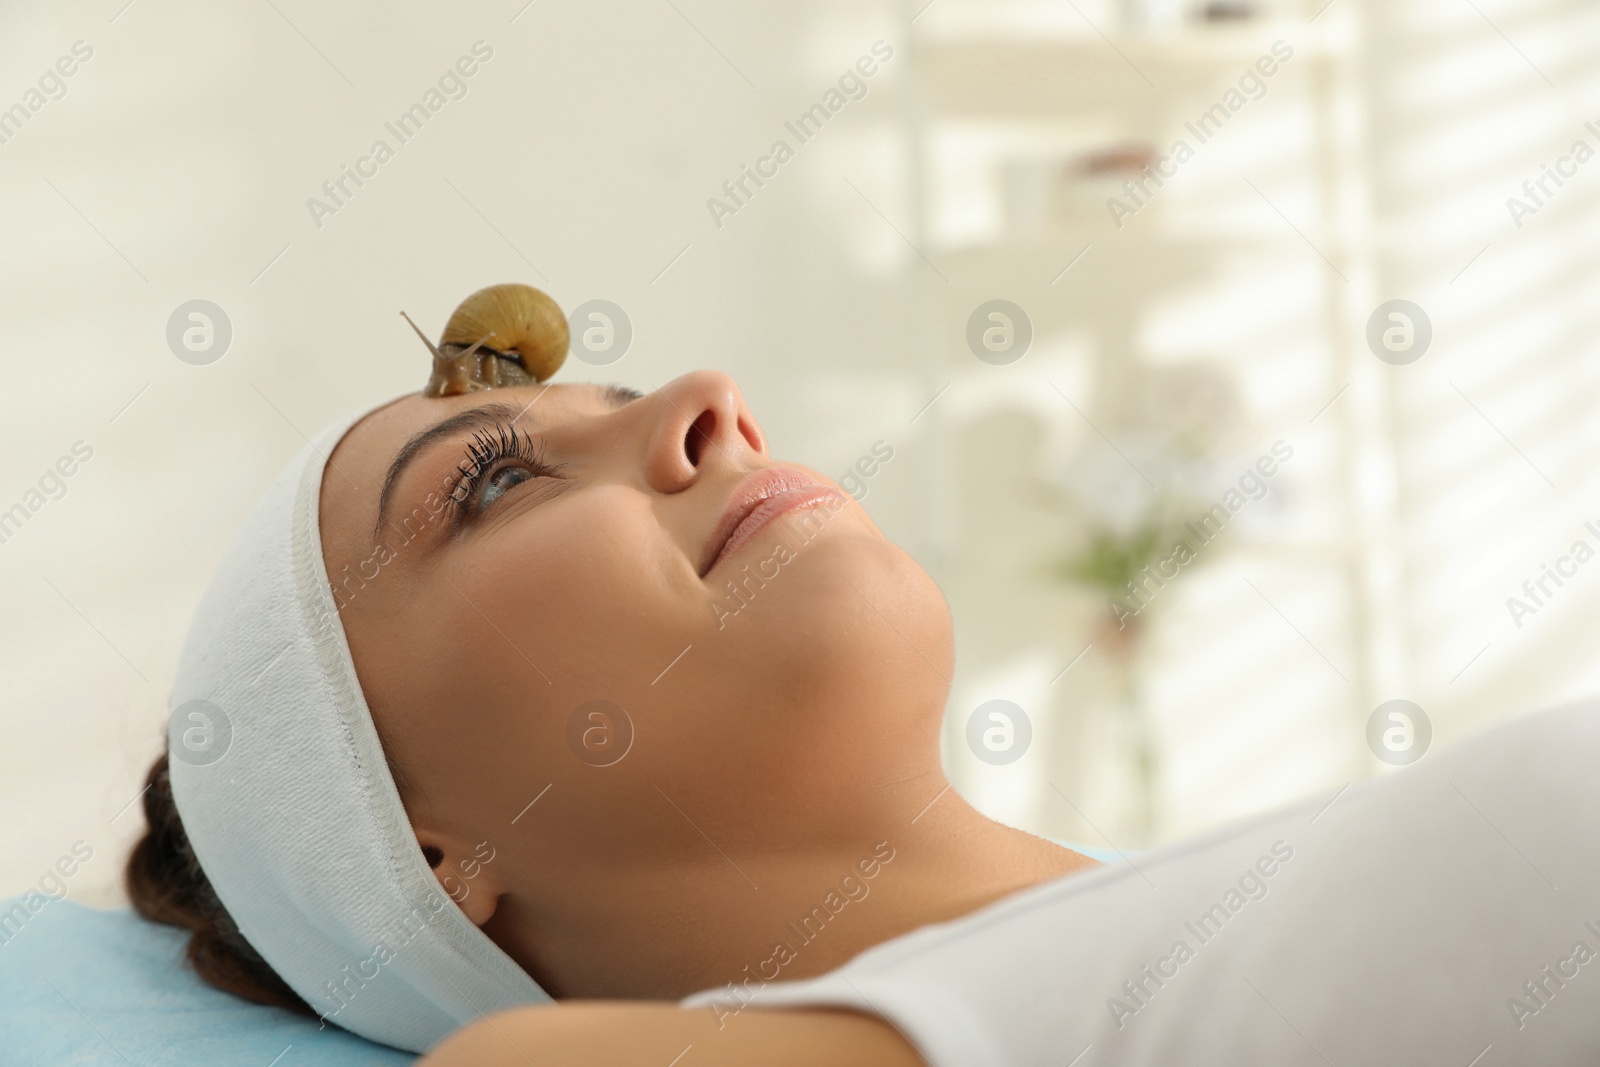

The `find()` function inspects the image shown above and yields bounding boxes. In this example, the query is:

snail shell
[413,283,570,398]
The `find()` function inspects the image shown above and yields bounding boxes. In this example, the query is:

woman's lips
[700,467,844,576]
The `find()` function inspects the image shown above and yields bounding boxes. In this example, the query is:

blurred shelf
[930,232,1341,274]
[911,0,1322,38]
[915,29,1339,117]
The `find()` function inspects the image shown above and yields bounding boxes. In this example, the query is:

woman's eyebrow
[372,401,526,540]
[602,383,645,406]
[369,384,641,540]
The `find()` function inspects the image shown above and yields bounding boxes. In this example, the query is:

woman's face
[318,371,953,987]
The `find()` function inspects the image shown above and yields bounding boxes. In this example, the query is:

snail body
[404,283,570,397]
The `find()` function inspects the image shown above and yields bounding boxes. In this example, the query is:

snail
[403,283,570,397]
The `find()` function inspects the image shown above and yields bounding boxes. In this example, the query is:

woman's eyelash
[445,421,561,519]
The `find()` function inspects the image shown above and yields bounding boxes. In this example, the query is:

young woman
[130,372,1098,1064]
[129,372,1600,1066]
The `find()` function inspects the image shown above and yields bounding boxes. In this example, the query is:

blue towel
[0,843,1125,1063]
[0,897,415,1065]
[1052,841,1128,865]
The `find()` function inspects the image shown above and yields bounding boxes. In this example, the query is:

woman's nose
[644,371,767,492]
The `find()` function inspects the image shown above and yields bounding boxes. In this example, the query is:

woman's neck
[489,773,1100,1002]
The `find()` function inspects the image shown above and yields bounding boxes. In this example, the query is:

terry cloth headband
[165,404,549,1052]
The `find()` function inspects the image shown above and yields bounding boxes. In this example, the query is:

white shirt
[682,701,1600,1066]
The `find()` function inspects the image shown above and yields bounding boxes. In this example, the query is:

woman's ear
[413,829,503,928]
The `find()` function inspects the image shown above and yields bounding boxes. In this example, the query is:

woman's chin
[657,530,949,806]
[705,528,952,701]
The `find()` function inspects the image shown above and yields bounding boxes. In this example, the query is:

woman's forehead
[354,384,551,451]
[336,382,621,474]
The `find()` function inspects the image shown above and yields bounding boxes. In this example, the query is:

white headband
[166,406,549,1052]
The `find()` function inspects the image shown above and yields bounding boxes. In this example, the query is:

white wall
[2,0,1599,905]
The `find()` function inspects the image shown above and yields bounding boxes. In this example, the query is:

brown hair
[124,752,315,1016]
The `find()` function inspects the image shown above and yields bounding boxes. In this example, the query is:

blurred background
[4,0,1600,905]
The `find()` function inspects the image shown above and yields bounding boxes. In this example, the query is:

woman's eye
[479,466,535,509]
[448,424,564,528]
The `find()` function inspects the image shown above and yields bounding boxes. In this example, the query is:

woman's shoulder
[420,1000,925,1067]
